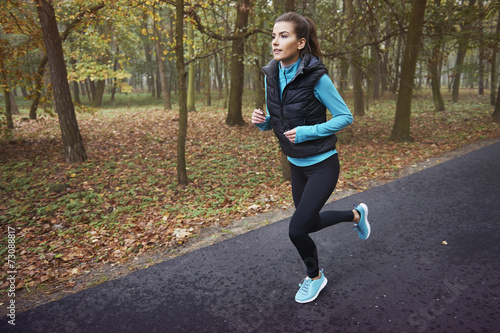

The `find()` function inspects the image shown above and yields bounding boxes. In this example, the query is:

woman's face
[272,21,306,66]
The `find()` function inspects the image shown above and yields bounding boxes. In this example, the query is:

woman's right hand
[251,109,267,124]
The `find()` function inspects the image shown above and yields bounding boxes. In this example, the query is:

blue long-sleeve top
[255,57,353,167]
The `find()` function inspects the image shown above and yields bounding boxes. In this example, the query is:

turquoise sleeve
[254,78,272,131]
[294,74,353,143]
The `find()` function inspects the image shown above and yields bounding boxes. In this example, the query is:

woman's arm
[294,74,353,143]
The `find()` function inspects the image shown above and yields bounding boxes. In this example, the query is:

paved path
[3,142,500,333]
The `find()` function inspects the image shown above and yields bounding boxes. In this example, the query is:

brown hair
[275,12,322,58]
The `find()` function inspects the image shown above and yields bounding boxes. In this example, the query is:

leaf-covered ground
[1,90,499,302]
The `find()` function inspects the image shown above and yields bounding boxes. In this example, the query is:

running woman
[251,12,371,304]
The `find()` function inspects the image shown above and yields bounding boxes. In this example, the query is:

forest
[1,0,500,303]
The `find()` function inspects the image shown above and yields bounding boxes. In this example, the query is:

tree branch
[61,3,107,41]
[188,5,270,41]
[323,29,402,59]
[185,45,232,65]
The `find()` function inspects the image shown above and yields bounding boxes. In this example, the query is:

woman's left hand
[284,129,296,143]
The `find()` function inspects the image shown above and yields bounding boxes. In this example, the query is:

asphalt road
[2,141,500,333]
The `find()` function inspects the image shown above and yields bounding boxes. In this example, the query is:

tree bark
[205,56,212,106]
[491,10,500,106]
[345,0,365,116]
[111,48,119,102]
[429,47,445,111]
[226,0,250,126]
[223,46,229,109]
[0,44,14,129]
[154,14,172,110]
[390,0,427,142]
[392,32,403,94]
[214,52,223,100]
[493,81,500,122]
[9,90,20,115]
[175,0,188,185]
[187,21,197,112]
[428,0,445,112]
[451,0,475,102]
[250,12,265,110]
[478,0,484,96]
[72,81,81,104]
[451,39,468,102]
[35,0,87,162]
[29,3,105,119]
[92,80,105,107]
[29,55,48,119]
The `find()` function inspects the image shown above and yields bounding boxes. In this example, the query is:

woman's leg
[289,155,355,278]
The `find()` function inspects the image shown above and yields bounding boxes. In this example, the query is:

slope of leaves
[1,90,498,299]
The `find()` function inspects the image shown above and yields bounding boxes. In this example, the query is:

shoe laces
[298,278,312,294]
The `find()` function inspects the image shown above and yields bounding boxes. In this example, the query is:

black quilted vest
[262,54,337,158]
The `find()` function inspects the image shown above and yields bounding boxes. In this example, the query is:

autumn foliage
[1,90,499,303]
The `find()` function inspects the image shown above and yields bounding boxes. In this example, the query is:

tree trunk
[175,0,188,185]
[205,57,212,106]
[345,0,364,116]
[381,23,390,95]
[428,0,445,112]
[72,81,81,104]
[187,21,197,112]
[36,0,87,162]
[215,52,223,100]
[491,10,500,106]
[92,80,105,107]
[493,81,500,122]
[339,60,349,94]
[111,53,119,102]
[393,33,403,93]
[0,44,14,129]
[251,13,265,110]
[3,90,14,129]
[478,1,485,96]
[451,39,468,102]
[154,16,172,110]
[352,66,365,116]
[370,20,381,100]
[226,0,250,126]
[452,0,475,102]
[88,79,96,101]
[70,58,81,104]
[29,55,48,120]
[390,0,427,142]
[9,90,20,115]
[223,43,229,109]
[429,50,445,111]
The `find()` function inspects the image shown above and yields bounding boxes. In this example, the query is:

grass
[0,88,499,296]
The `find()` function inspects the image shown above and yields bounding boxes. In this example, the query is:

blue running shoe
[295,270,328,303]
[353,203,371,240]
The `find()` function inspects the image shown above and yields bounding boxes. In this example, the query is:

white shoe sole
[358,203,371,240]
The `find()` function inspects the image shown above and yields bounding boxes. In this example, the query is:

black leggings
[289,154,354,278]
